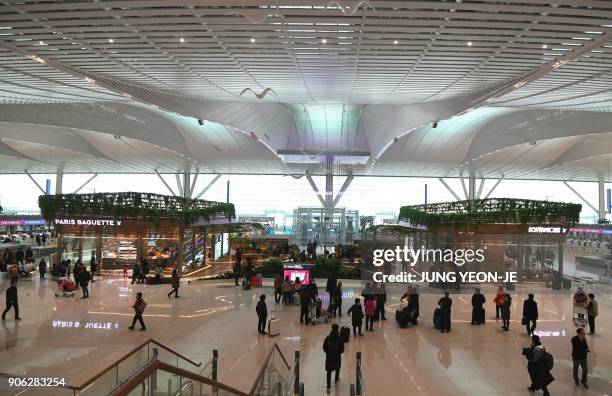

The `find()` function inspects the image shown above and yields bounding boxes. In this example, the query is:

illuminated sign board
[0,219,46,226]
[527,226,568,234]
[54,218,122,226]
[569,227,612,235]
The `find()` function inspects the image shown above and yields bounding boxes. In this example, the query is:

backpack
[541,349,554,371]
[8,265,18,277]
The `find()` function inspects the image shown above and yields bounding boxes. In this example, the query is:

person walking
[38,258,47,280]
[326,273,337,304]
[167,268,180,298]
[471,288,486,325]
[131,263,141,284]
[73,260,82,290]
[501,293,512,331]
[364,297,376,331]
[282,275,292,305]
[332,281,343,317]
[123,264,129,278]
[347,298,364,336]
[571,328,590,388]
[522,293,539,336]
[256,294,268,335]
[586,293,598,334]
[79,266,91,298]
[494,286,505,319]
[41,233,47,246]
[1,282,20,321]
[438,292,452,333]
[376,284,387,320]
[90,257,97,283]
[299,284,311,324]
[274,274,283,303]
[128,292,147,331]
[323,323,345,393]
[523,335,554,396]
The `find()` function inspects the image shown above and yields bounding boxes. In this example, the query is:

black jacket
[471,293,485,307]
[256,301,267,318]
[326,275,337,293]
[347,303,364,325]
[323,331,344,371]
[438,296,452,312]
[501,298,512,319]
[79,270,91,285]
[5,286,17,304]
[571,336,589,359]
[524,346,554,388]
[523,299,538,320]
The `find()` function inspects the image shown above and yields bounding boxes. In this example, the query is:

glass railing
[125,364,247,396]
[248,344,292,396]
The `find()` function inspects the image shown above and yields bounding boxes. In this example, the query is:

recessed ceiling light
[393,40,398,45]
[38,40,44,45]
[108,38,114,43]
[322,38,327,44]
[179,38,185,43]
[467,41,473,46]
[542,44,548,49]
[250,37,255,43]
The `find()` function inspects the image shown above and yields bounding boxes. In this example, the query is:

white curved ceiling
[0,1,610,181]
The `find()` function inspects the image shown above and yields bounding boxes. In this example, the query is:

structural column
[468,168,476,201]
[55,169,63,195]
[598,176,606,222]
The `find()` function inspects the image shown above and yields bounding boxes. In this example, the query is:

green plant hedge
[399,198,581,228]
[38,192,235,225]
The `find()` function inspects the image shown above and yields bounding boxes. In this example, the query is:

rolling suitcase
[340,326,351,342]
[267,317,279,337]
[433,308,442,330]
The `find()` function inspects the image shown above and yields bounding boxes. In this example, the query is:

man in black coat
[325,274,337,303]
[571,327,590,388]
[347,298,364,336]
[79,267,91,298]
[256,294,267,335]
[90,258,97,283]
[323,324,345,393]
[470,288,486,325]
[522,293,539,336]
[523,335,554,396]
[300,286,311,324]
[438,292,452,332]
[2,282,20,321]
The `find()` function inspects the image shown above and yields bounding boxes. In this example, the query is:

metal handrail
[113,361,249,396]
[0,338,201,394]
[248,343,292,396]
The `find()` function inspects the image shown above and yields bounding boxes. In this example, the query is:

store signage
[569,227,612,235]
[0,219,46,226]
[54,218,122,226]
[528,226,568,234]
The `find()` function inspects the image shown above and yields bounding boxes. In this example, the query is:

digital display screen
[283,269,310,285]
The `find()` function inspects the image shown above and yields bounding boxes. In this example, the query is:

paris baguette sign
[54,218,123,226]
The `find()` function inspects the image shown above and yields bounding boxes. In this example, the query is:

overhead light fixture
[179,38,185,43]
[38,40,45,45]
[542,44,548,49]
[321,38,327,44]
[197,119,204,125]
[250,37,256,43]
[393,40,398,45]
[467,41,473,46]
[108,38,114,43]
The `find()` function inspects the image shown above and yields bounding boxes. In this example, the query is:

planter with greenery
[38,192,235,225]
[399,198,581,229]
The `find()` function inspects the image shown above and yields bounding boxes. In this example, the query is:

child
[256,294,268,335]
[347,298,364,336]
[364,297,376,331]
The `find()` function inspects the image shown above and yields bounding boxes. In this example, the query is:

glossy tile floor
[0,275,610,396]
